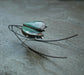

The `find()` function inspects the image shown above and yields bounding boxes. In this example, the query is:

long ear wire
[8,25,68,58]
[33,34,78,42]
[8,25,78,43]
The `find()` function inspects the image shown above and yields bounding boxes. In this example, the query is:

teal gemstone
[23,21,37,29]
[22,26,42,35]
[23,21,46,31]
